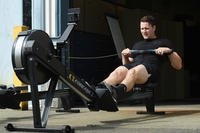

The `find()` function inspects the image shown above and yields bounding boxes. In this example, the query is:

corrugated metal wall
[0,0,23,86]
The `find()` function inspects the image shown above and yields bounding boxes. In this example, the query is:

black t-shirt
[132,38,173,66]
[125,38,174,82]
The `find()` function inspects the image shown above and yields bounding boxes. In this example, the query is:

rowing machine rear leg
[136,97,165,115]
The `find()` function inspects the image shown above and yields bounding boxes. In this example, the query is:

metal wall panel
[0,0,23,86]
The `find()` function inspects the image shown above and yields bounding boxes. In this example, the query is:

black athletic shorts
[123,62,159,83]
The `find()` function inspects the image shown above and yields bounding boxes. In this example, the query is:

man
[97,15,182,100]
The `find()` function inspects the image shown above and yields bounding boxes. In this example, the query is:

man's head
[140,15,157,39]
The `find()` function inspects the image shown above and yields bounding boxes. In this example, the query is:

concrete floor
[1,103,200,133]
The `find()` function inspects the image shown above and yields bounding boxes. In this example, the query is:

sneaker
[108,85,118,100]
[96,81,107,88]
[96,82,118,101]
[110,84,127,101]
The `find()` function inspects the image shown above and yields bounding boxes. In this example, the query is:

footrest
[95,88,118,112]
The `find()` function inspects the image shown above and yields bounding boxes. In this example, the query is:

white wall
[0,0,23,86]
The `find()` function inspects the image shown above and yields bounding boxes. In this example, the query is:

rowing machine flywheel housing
[12,30,55,84]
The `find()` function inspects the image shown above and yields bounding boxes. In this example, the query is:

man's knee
[115,66,128,77]
[105,66,128,84]
[109,66,128,81]
[127,65,149,83]
[127,68,136,75]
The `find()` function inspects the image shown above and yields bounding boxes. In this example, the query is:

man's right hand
[121,48,132,57]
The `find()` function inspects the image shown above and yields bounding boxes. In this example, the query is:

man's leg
[95,66,128,100]
[96,64,150,101]
[121,64,150,91]
[104,64,150,100]
[103,66,128,85]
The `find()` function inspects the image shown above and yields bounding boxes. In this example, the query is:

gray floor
[1,104,200,133]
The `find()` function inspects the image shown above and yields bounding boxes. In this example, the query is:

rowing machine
[5,8,119,132]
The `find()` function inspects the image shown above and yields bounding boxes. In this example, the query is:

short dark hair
[140,15,156,26]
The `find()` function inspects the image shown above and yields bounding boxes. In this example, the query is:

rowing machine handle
[130,49,155,54]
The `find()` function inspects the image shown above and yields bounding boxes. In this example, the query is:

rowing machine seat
[122,82,165,115]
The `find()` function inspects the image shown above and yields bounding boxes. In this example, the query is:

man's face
[140,22,156,39]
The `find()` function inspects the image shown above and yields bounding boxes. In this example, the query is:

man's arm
[121,48,133,65]
[168,52,182,70]
[155,47,182,70]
